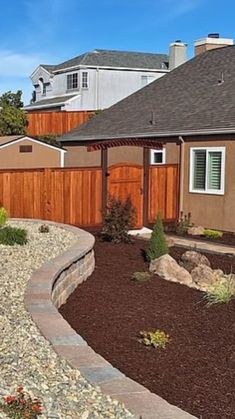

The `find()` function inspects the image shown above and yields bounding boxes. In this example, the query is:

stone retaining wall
[24,220,197,419]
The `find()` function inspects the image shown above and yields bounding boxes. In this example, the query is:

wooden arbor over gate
[89,138,179,228]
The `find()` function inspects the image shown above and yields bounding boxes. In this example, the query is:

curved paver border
[22,219,197,419]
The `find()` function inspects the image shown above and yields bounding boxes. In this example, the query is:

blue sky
[0,0,234,104]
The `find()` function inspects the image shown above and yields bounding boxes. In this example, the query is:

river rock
[187,226,205,236]
[180,250,211,273]
[150,254,193,286]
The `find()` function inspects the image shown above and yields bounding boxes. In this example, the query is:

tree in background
[0,91,27,135]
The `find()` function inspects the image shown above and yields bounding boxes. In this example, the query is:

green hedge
[0,226,28,246]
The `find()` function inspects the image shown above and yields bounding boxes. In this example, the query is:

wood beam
[143,147,150,226]
[101,147,108,221]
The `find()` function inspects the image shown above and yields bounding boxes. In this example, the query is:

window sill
[189,189,224,196]
[66,88,79,93]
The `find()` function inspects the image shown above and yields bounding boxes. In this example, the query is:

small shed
[0,136,66,169]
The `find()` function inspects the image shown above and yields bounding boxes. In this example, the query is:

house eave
[60,127,235,143]
[53,64,170,75]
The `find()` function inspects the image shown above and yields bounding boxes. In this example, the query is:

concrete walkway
[138,228,235,256]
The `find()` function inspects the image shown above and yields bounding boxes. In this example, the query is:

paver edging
[23,219,197,419]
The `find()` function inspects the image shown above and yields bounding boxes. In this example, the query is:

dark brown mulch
[59,239,235,419]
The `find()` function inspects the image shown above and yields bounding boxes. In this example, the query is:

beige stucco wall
[64,143,179,167]
[0,139,61,169]
[183,139,235,232]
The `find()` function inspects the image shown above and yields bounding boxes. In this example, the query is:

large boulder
[150,254,193,287]
[187,226,205,236]
[191,264,218,289]
[180,250,211,273]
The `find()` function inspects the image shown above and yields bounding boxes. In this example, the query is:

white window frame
[67,73,78,90]
[81,71,88,89]
[189,146,225,195]
[150,148,166,165]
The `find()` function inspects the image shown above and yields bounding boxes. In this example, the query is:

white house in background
[24,42,187,112]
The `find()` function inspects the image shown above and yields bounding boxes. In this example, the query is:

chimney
[194,33,234,56]
[169,40,187,70]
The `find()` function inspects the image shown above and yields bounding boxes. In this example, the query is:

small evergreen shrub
[132,271,151,282]
[0,226,28,246]
[203,229,223,239]
[0,207,8,227]
[38,224,50,233]
[146,212,168,261]
[204,278,235,305]
[139,330,170,349]
[100,196,136,243]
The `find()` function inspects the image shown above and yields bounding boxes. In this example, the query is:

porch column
[143,147,150,226]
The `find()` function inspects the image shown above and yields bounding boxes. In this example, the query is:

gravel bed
[0,221,134,419]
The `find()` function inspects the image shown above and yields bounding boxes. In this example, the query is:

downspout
[178,136,185,216]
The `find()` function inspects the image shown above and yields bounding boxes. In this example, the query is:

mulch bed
[59,238,235,419]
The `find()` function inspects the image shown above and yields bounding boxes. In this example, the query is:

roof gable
[0,136,66,152]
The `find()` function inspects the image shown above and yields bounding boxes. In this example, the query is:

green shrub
[204,278,235,305]
[0,226,28,246]
[100,196,136,243]
[146,212,168,261]
[139,330,170,349]
[38,224,50,233]
[0,207,8,227]
[203,229,223,239]
[175,211,193,234]
[132,271,151,282]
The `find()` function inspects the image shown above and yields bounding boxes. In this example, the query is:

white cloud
[164,0,202,17]
[0,50,49,77]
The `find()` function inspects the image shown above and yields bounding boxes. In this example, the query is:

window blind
[207,151,222,190]
[193,150,206,190]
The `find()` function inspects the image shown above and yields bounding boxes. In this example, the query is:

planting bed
[60,238,235,419]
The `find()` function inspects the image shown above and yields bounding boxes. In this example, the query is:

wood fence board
[27,111,94,136]
[148,165,178,222]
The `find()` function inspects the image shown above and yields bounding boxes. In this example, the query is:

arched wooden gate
[107,163,144,227]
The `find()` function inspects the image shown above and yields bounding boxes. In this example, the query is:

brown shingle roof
[60,45,235,142]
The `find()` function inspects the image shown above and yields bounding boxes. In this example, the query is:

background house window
[150,149,166,165]
[141,75,154,87]
[39,77,47,95]
[67,73,78,90]
[190,147,225,195]
[19,145,32,153]
[82,72,88,88]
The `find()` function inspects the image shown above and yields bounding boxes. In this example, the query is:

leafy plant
[139,330,170,349]
[132,271,151,282]
[38,224,50,233]
[0,207,8,227]
[0,226,28,246]
[146,212,168,261]
[204,278,235,305]
[0,91,27,136]
[100,196,136,243]
[175,211,193,234]
[0,386,42,418]
[35,135,61,148]
[203,229,223,239]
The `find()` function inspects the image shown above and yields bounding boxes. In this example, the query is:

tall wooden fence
[27,111,95,136]
[0,168,102,226]
[0,165,178,227]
